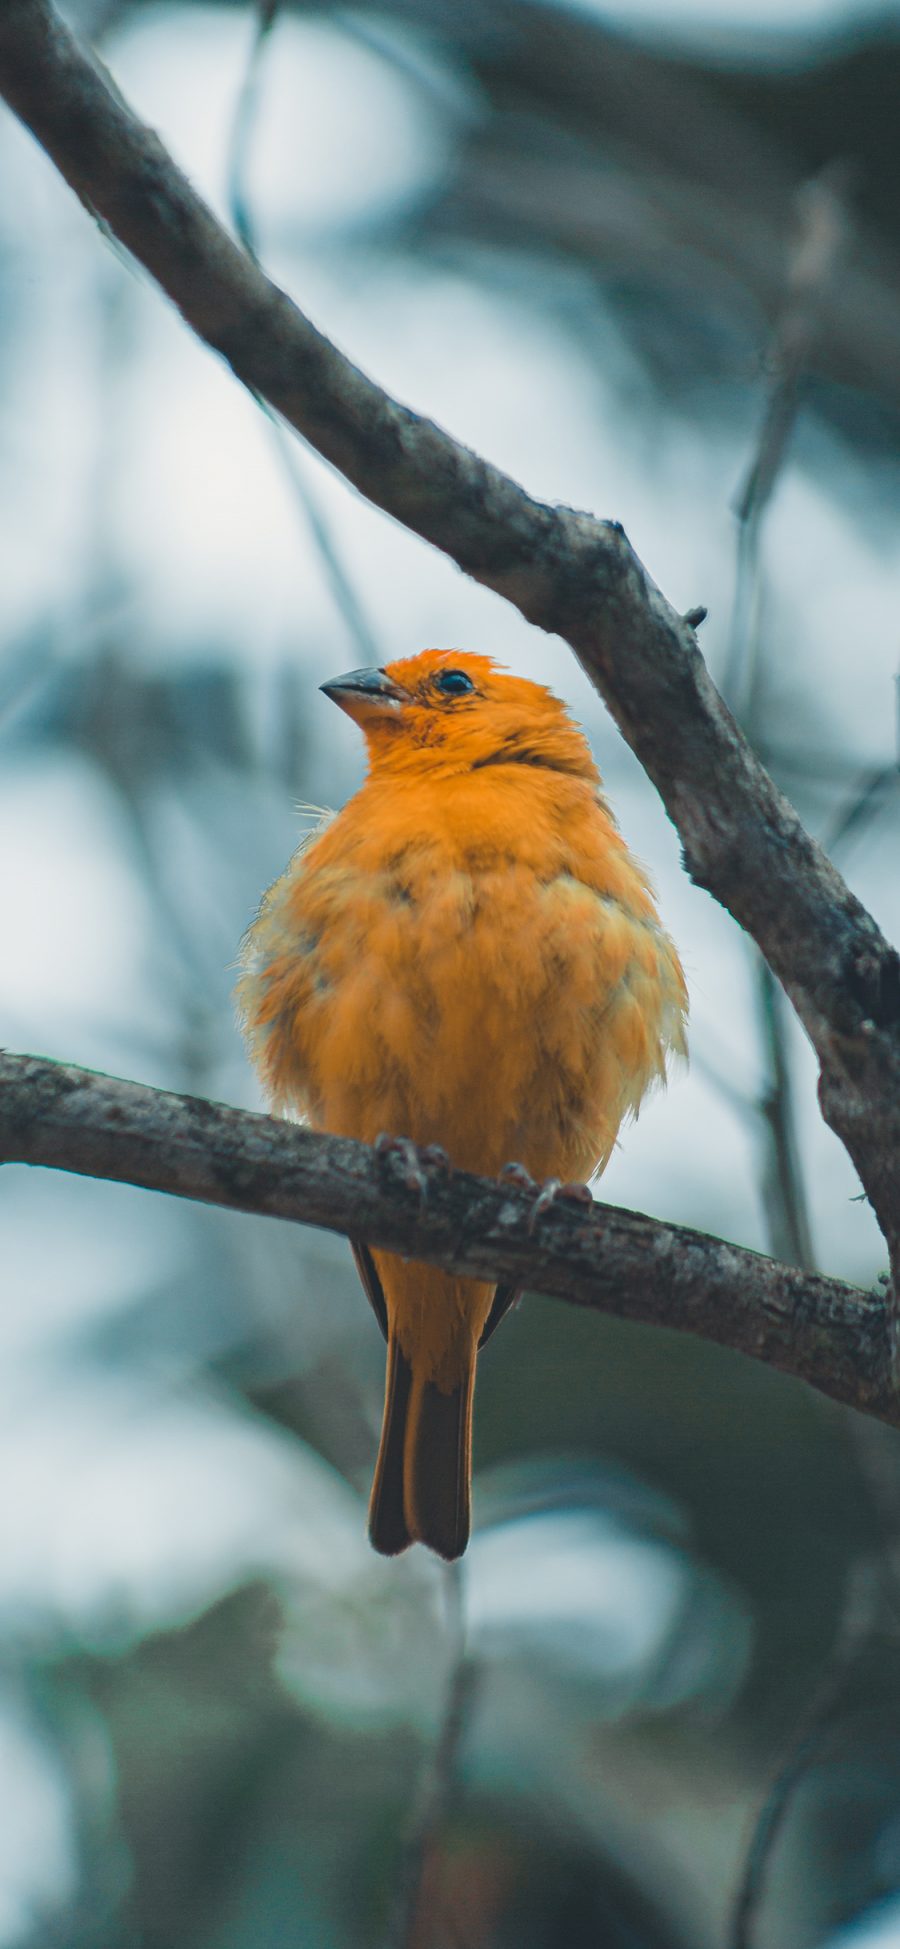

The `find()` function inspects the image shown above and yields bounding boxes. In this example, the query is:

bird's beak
[320,667,410,724]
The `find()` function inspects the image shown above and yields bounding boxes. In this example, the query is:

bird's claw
[374,1131,429,1202]
[374,1134,453,1205]
[498,1161,536,1190]
[526,1178,560,1234]
[421,1143,452,1177]
[559,1180,594,1205]
[498,1162,592,1232]
[526,1176,593,1234]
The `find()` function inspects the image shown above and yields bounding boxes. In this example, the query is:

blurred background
[2,0,900,1942]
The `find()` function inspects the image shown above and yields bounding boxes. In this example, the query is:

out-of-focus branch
[0,1050,894,1425]
[735,166,851,530]
[725,167,849,715]
[722,172,842,1274]
[386,1563,475,1949]
[224,0,383,670]
[1,1,899,1298]
[224,0,279,262]
[824,671,900,866]
[722,160,896,1923]
[755,961,816,1272]
[729,1557,876,1949]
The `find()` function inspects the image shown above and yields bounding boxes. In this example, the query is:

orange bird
[237,651,687,1560]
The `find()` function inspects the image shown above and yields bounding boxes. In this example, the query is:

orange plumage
[237,650,687,1559]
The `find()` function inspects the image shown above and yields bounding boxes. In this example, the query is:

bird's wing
[351,1241,389,1341]
[478,1284,522,1348]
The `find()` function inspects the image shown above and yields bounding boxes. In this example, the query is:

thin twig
[826,765,900,863]
[823,667,900,866]
[224,0,382,667]
[728,652,900,1946]
[755,959,816,1272]
[261,421,383,667]
[725,166,850,715]
[724,174,842,1276]
[224,0,279,264]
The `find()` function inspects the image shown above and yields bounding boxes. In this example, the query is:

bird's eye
[435,669,474,697]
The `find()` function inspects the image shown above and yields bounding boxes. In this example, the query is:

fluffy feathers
[238,650,687,1558]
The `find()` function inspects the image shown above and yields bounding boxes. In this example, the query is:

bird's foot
[525,1176,594,1235]
[373,1134,453,1200]
[421,1143,453,1179]
[497,1161,593,1232]
[497,1161,536,1191]
[374,1132,430,1202]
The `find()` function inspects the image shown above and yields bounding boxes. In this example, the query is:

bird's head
[321,649,599,782]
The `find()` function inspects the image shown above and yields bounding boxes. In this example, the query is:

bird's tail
[368,1335,475,1561]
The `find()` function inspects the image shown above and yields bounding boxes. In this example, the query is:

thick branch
[0,1052,893,1425]
[0,0,898,1276]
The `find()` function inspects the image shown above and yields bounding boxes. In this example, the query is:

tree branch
[0,1051,893,1425]
[0,0,898,1289]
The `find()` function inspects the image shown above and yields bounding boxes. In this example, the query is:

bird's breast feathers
[238,769,686,1182]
